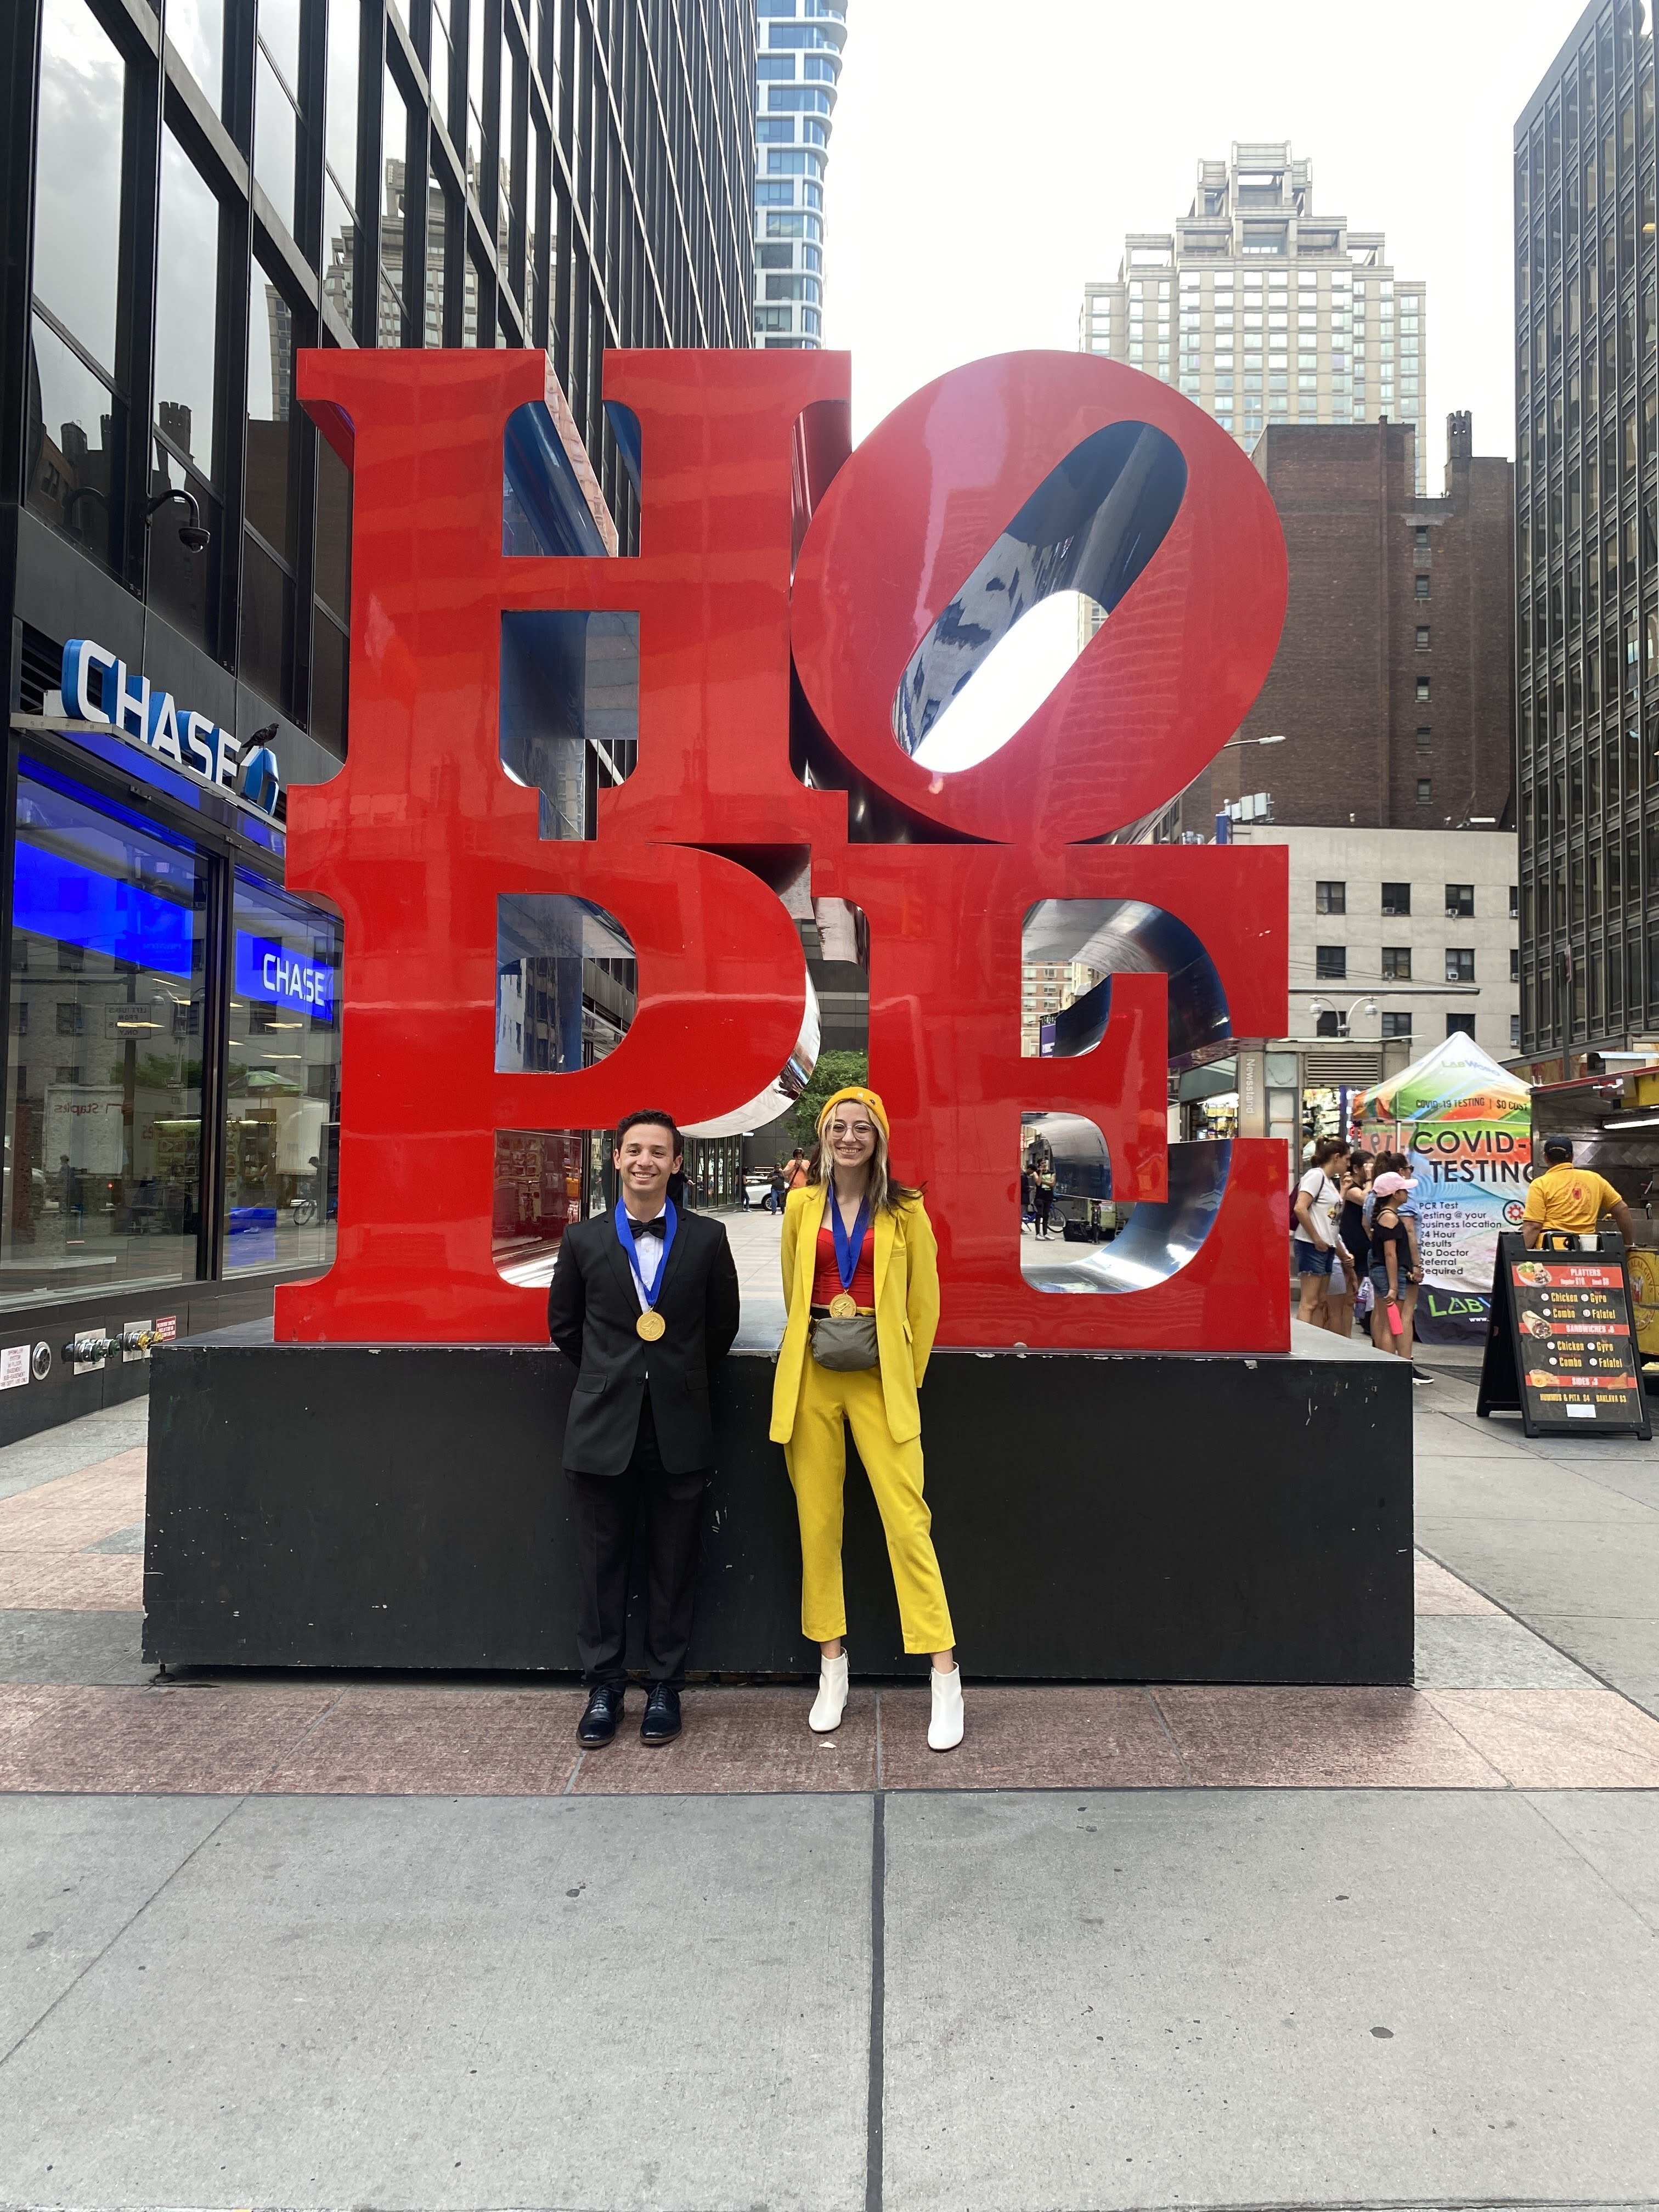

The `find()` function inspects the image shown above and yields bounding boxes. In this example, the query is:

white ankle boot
[928,1663,964,1752]
[810,1650,849,1733]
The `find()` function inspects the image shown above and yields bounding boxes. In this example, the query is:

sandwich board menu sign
[1477,1232,1651,1438]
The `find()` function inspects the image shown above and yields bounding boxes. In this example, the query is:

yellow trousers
[783,1356,955,1655]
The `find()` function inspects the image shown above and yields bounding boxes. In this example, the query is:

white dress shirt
[622,1207,667,1308]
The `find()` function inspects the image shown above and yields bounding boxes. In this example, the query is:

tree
[787,1050,869,1148]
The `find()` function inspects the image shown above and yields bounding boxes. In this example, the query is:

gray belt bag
[809,1314,879,1372]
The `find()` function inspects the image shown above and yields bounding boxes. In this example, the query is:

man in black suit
[548,1109,740,1746]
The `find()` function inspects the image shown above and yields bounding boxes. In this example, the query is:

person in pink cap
[1366,1171,1418,1360]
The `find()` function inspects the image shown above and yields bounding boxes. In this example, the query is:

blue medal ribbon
[616,1198,677,1312]
[830,1192,872,1299]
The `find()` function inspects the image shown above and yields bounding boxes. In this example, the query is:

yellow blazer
[770,1183,940,1446]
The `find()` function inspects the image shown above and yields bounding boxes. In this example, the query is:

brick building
[1162,414,1515,838]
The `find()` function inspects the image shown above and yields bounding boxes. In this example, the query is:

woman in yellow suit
[770,1086,963,1752]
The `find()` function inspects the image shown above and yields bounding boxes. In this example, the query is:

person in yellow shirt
[1522,1139,1635,1249]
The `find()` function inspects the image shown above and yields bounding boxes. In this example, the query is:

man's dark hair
[1543,1137,1573,1163]
[614,1108,682,1155]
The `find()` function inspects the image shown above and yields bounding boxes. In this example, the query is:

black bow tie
[630,1216,667,1239]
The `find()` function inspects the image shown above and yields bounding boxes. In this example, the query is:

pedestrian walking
[1331,1153,1373,1337]
[766,1163,787,1215]
[1293,1136,1352,1328]
[1362,1150,1430,1377]
[547,1110,741,1748]
[770,1085,963,1753]
[1367,1173,1416,1359]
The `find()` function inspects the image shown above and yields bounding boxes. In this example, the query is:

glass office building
[1515,0,1659,1070]
[0,0,754,1359]
[753,0,843,348]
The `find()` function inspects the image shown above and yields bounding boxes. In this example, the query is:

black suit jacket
[547,1209,741,1475]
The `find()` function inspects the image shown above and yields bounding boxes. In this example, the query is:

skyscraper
[1080,143,1429,491]
[1514,0,1658,1072]
[754,0,847,348]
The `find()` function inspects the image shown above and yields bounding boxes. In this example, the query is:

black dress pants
[568,1393,707,1689]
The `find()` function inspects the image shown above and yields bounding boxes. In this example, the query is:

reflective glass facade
[1515,0,1659,1061]
[0,0,755,1348]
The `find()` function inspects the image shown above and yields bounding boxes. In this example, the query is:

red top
[812,1220,876,1309]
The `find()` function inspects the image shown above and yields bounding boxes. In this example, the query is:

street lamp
[1308,995,1380,1039]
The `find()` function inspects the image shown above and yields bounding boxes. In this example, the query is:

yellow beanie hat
[815,1085,889,1140]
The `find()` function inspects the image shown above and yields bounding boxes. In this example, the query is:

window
[1382,1011,1414,1038]
[1446,949,1476,983]
[149,134,223,653]
[1381,947,1412,979]
[1445,883,1475,917]
[1381,882,1412,916]
[325,0,361,324]
[1416,627,1431,651]
[1511,947,1520,981]
[1446,1013,1477,1039]
[1416,676,1431,701]
[2,774,210,1307]
[1315,945,1347,980]
[224,873,342,1277]
[255,0,304,241]
[1414,524,1430,548]
[1315,1010,1341,1037]
[1414,575,1430,599]
[26,0,129,573]
[1314,881,1346,914]
[1417,777,1433,801]
[1512,1014,1522,1048]
[1417,726,1432,749]
[243,259,304,713]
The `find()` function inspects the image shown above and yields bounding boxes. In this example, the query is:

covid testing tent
[1354,1032,1533,1345]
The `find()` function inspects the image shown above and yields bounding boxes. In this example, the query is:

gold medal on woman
[827,1292,858,1319]
[635,1309,666,1341]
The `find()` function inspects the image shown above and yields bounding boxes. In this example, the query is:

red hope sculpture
[276,346,1289,1352]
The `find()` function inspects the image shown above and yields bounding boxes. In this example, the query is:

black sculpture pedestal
[144,1339,1412,1683]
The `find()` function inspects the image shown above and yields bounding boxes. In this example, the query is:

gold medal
[828,1291,858,1319]
[635,1310,666,1341]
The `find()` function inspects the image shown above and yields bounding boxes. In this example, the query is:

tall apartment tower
[754,1,847,348]
[1080,143,1429,492]
[1514,0,1659,1073]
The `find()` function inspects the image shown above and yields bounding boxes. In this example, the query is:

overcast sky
[821,0,1586,484]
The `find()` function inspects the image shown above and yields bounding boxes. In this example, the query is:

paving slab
[1523,1788,1659,1928]
[880,1789,1659,2212]
[0,1610,146,1687]
[1412,1612,1598,1689]
[1414,1450,1659,1523]
[0,1794,230,2056]
[1427,1686,1659,1787]
[0,1405,150,1506]
[0,1792,873,2212]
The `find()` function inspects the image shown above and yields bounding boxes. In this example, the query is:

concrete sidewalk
[1,1352,1658,2209]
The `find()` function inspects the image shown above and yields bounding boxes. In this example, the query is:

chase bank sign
[58,638,283,820]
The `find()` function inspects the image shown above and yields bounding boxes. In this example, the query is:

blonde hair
[808,1108,921,1217]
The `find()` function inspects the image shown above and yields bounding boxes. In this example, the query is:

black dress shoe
[640,1683,682,1745]
[578,1684,624,1744]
